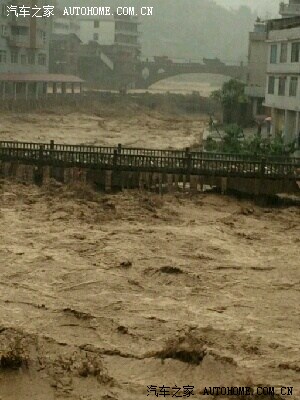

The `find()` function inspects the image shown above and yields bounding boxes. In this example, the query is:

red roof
[0,73,84,83]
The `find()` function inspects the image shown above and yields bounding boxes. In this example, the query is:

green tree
[222,124,244,153]
[211,79,248,124]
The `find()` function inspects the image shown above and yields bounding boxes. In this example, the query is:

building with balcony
[264,17,300,150]
[0,0,50,74]
[52,8,80,36]
[0,1,85,100]
[245,18,268,118]
[279,0,300,17]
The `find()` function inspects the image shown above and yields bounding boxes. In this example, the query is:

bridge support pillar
[105,170,112,192]
[63,168,72,184]
[15,164,24,182]
[199,176,204,191]
[174,175,179,190]
[3,162,10,178]
[42,166,51,184]
[190,175,198,193]
[158,173,163,195]
[221,177,228,194]
[254,178,261,196]
[182,175,187,191]
[139,172,145,190]
[145,172,150,190]
[119,171,125,190]
[167,174,173,192]
[24,165,34,183]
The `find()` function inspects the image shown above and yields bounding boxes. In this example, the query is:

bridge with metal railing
[0,140,299,195]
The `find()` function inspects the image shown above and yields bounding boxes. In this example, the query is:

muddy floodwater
[0,103,299,400]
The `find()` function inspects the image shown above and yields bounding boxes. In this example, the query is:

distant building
[78,13,141,89]
[79,15,115,46]
[78,41,115,89]
[49,33,81,76]
[52,9,80,36]
[264,17,300,150]
[279,0,300,17]
[245,18,268,118]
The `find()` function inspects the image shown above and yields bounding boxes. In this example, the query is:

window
[1,25,7,36]
[1,4,7,17]
[289,77,298,97]
[94,20,99,28]
[268,76,275,94]
[278,77,286,96]
[21,54,26,64]
[0,50,6,63]
[291,42,300,62]
[11,51,18,63]
[41,31,46,45]
[38,53,46,65]
[280,43,287,63]
[93,33,99,41]
[270,44,277,64]
[11,26,28,36]
[28,51,35,65]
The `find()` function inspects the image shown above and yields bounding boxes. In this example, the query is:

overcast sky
[214,0,281,17]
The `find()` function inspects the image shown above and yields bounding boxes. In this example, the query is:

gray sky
[214,0,281,17]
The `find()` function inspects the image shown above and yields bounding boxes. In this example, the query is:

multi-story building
[245,1,300,119]
[264,17,300,149]
[0,0,50,74]
[245,18,268,117]
[79,13,141,89]
[49,33,81,76]
[0,2,84,100]
[78,41,115,89]
[279,0,300,17]
[52,8,80,36]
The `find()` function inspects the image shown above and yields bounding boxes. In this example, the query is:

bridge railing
[1,144,299,179]
[1,140,299,165]
[191,151,300,164]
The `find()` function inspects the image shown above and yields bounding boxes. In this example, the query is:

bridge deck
[0,141,299,180]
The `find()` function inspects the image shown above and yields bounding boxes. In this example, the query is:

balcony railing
[279,2,300,15]
[114,29,140,37]
[8,35,29,47]
[8,36,46,49]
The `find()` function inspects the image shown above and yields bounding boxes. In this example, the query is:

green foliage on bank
[205,124,296,156]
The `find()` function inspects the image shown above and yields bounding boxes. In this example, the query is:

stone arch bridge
[135,58,247,89]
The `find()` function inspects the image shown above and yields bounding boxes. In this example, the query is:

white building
[264,17,300,148]
[52,15,80,36]
[245,1,300,119]
[245,19,268,117]
[79,17,115,46]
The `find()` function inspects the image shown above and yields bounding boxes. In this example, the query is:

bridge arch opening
[148,73,234,96]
